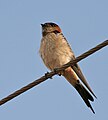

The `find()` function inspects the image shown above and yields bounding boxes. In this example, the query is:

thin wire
[0,40,108,106]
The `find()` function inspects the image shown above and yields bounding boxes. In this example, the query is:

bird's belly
[43,47,71,70]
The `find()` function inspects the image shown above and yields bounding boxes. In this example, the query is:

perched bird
[39,22,96,113]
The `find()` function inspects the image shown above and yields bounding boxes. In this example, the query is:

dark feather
[75,82,95,114]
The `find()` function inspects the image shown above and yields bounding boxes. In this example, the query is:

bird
[39,22,97,113]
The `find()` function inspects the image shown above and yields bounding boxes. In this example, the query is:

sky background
[0,0,108,120]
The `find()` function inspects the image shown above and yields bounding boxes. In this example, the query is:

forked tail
[75,82,95,114]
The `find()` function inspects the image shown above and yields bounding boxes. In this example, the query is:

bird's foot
[45,71,52,79]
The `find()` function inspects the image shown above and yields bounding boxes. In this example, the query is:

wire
[0,40,108,106]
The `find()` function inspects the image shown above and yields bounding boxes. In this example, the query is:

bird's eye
[53,30,60,34]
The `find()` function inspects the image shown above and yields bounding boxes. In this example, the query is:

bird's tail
[63,67,95,113]
[75,82,95,114]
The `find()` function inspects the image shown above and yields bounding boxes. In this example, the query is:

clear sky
[0,0,108,119]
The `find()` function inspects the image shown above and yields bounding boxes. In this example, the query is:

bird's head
[41,22,62,36]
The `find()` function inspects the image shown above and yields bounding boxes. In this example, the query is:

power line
[0,40,108,106]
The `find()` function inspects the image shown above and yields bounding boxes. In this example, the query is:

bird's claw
[45,71,52,79]
[54,68,62,76]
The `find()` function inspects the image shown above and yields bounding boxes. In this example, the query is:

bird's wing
[71,63,97,98]
[70,53,97,98]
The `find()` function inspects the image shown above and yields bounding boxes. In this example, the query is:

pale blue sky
[0,0,108,119]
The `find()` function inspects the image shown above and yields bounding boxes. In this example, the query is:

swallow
[39,22,97,113]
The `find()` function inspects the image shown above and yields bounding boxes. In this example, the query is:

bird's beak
[41,24,44,27]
